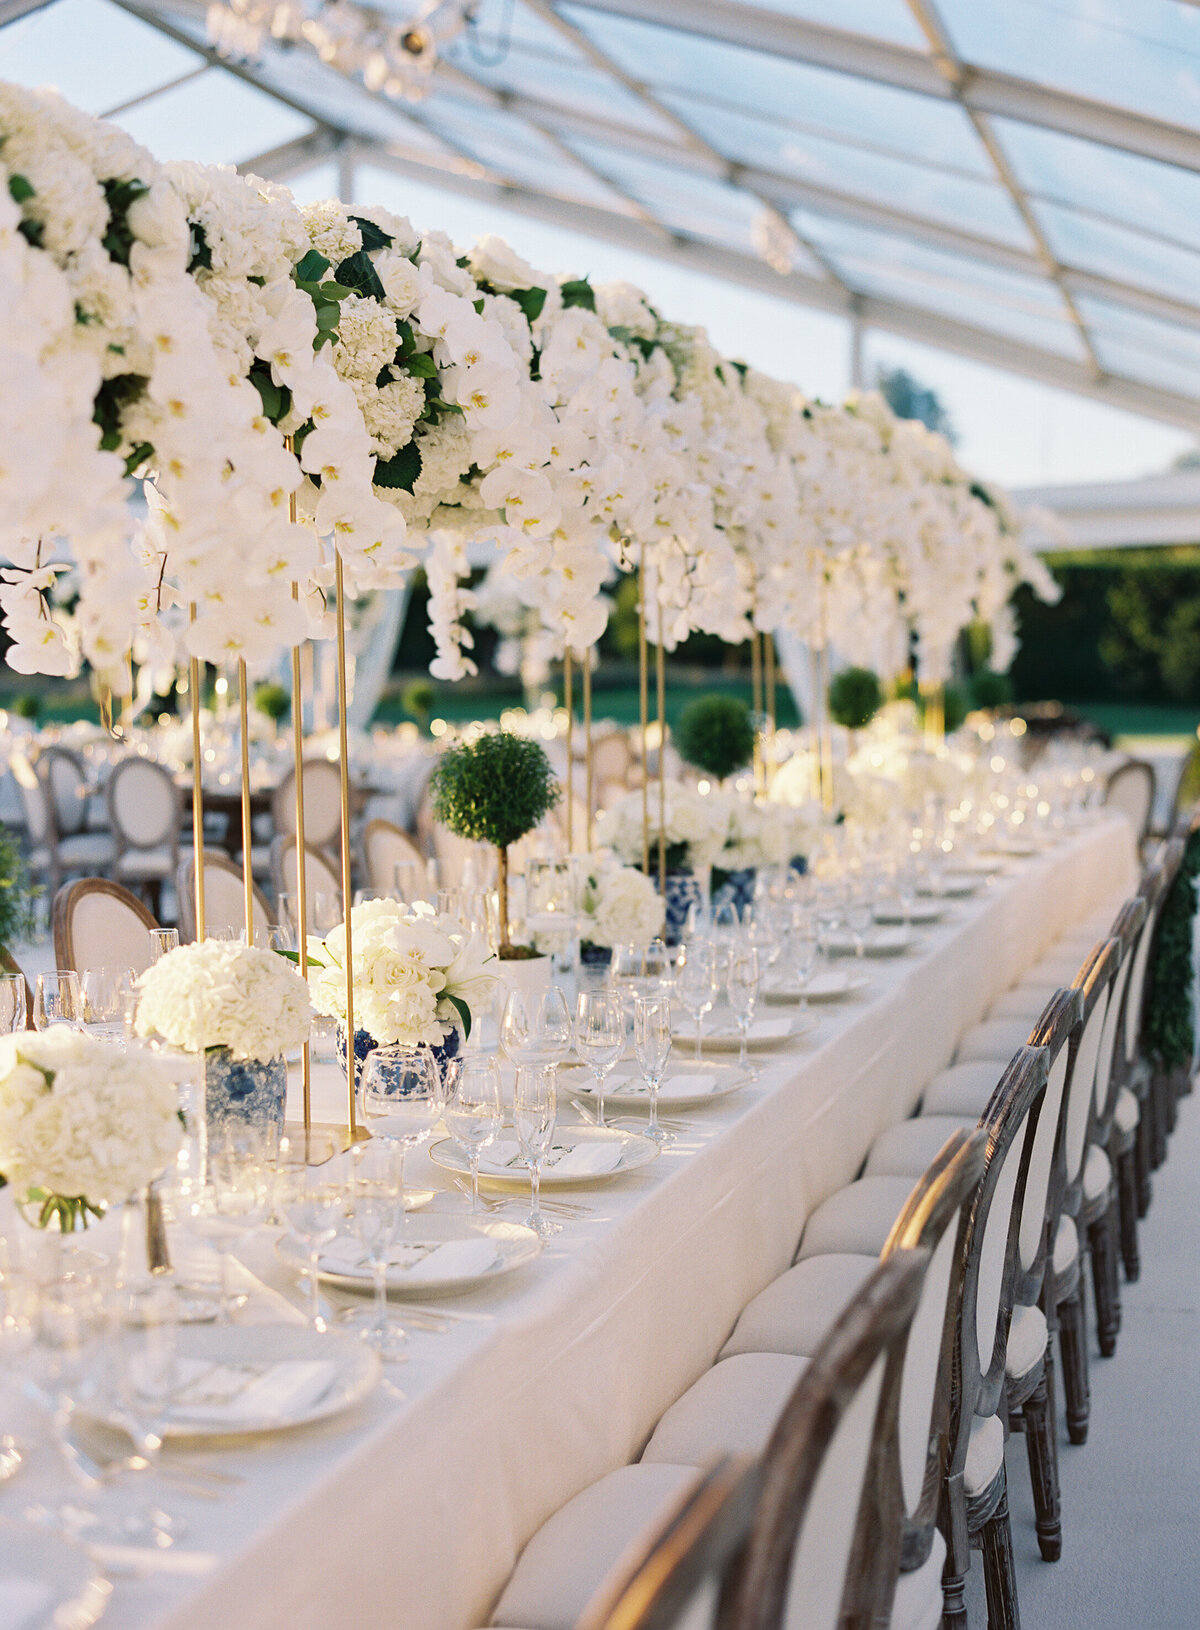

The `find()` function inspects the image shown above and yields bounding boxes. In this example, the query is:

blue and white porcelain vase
[204,1048,287,1142]
[579,943,613,968]
[337,1023,462,1093]
[655,868,702,947]
[711,866,756,918]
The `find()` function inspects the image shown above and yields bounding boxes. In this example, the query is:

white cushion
[1006,1303,1047,1383]
[864,1116,974,1179]
[1053,1214,1079,1279]
[721,1255,877,1360]
[115,846,175,879]
[57,833,117,867]
[796,1176,920,1261]
[988,984,1053,1021]
[491,1463,700,1630]
[1022,955,1084,987]
[1115,1086,1139,1134]
[921,1061,1005,1117]
[954,1016,1033,1065]
[642,1353,809,1466]
[964,1413,1005,1498]
[1084,1143,1113,1202]
[892,1532,947,1630]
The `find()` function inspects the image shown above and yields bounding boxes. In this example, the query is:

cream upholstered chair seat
[1006,1304,1049,1385]
[793,1175,919,1261]
[1021,952,1087,989]
[863,1116,976,1179]
[114,846,176,880]
[988,983,1058,1021]
[954,1015,1037,1066]
[1084,1142,1113,1203]
[720,1255,877,1361]
[1114,1086,1140,1134]
[29,832,115,874]
[921,1061,1007,1117]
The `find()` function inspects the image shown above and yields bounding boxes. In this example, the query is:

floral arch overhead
[0,80,1060,704]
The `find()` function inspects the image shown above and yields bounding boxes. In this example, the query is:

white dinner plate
[0,1528,110,1629]
[920,872,980,897]
[873,901,942,925]
[966,855,1007,874]
[672,1014,814,1050]
[762,970,870,1003]
[430,1125,658,1189]
[824,928,915,957]
[559,1059,750,1110]
[278,1214,541,1297]
[111,1322,381,1440]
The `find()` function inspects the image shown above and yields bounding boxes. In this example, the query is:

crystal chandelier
[207,0,477,101]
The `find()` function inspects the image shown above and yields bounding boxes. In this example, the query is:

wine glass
[677,941,717,1060]
[727,944,760,1075]
[790,907,818,1015]
[33,969,81,1031]
[107,1280,186,1536]
[574,990,624,1128]
[80,966,136,1040]
[342,1140,408,1360]
[845,884,874,961]
[0,973,26,1033]
[276,1165,344,1332]
[633,994,673,1146]
[357,1045,441,1227]
[445,1056,502,1212]
[148,929,179,964]
[500,988,572,1071]
[194,1131,273,1323]
[513,1065,559,1240]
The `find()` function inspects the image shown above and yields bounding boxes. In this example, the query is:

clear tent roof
[4,0,1200,431]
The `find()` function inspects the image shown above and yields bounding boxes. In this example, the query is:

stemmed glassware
[33,970,81,1031]
[148,929,179,964]
[0,973,25,1033]
[513,1064,559,1240]
[727,944,760,1074]
[194,1130,273,1323]
[633,994,672,1145]
[275,1164,343,1332]
[343,1139,409,1360]
[574,989,624,1128]
[107,1280,186,1537]
[444,1055,502,1212]
[677,941,718,1059]
[357,1044,441,1230]
[80,966,136,1039]
[500,988,572,1073]
[789,908,818,1016]
[845,883,874,960]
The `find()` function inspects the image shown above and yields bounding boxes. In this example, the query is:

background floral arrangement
[135,939,311,1060]
[601,781,730,874]
[578,861,665,950]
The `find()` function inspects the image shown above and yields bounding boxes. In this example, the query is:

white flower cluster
[579,860,665,949]
[135,940,311,1061]
[601,780,730,872]
[712,794,792,872]
[306,897,497,1047]
[0,1027,182,1209]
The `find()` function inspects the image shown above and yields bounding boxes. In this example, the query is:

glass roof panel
[245,51,459,153]
[560,4,994,174]
[1077,291,1200,393]
[0,0,202,116]
[1090,335,1200,400]
[936,0,1200,133]
[746,0,926,47]
[1033,198,1200,306]
[114,66,315,166]
[443,44,679,138]
[464,0,589,64]
[664,95,1033,248]
[994,118,1200,258]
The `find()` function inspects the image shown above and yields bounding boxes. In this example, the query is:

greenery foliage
[1145,828,1200,1070]
[875,365,957,445]
[401,678,436,728]
[0,826,36,948]
[941,683,969,735]
[675,694,756,781]
[11,694,40,721]
[429,731,560,850]
[828,666,883,730]
[969,669,1013,710]
[253,682,289,724]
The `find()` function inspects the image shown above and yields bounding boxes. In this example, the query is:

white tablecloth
[6,817,1137,1630]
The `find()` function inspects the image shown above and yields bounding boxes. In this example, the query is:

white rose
[468,234,540,293]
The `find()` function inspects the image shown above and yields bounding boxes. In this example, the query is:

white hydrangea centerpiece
[306,899,497,1048]
[0,1028,183,1230]
[601,781,730,873]
[135,940,311,1060]
[579,861,665,950]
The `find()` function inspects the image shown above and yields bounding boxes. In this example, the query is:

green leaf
[560,277,595,311]
[7,173,33,204]
[351,215,393,252]
[249,367,282,421]
[472,297,485,315]
[188,222,212,273]
[404,351,437,380]
[295,249,331,282]
[447,994,472,1042]
[373,440,422,492]
[423,398,463,417]
[394,320,415,359]
[17,217,43,249]
[123,442,154,477]
[334,248,386,302]
[15,1052,54,1089]
[510,285,547,325]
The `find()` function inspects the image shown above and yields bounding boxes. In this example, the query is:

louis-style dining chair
[52,877,160,978]
[177,850,272,944]
[105,755,183,919]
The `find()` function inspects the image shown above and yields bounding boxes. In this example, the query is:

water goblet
[845,885,874,960]
[500,987,572,1071]
[727,944,760,1075]
[33,969,81,1031]
[80,966,136,1040]
[276,1166,344,1332]
[513,1065,560,1240]
[357,1045,441,1227]
[574,989,624,1128]
[633,994,673,1145]
[148,929,179,964]
[195,1131,272,1323]
[790,909,818,1016]
[342,1141,409,1360]
[677,941,717,1059]
[106,1280,188,1538]
[0,973,26,1033]
[445,1055,502,1212]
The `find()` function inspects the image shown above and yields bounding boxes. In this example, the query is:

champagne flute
[677,941,717,1059]
[148,929,179,964]
[633,994,673,1145]
[574,989,624,1128]
[0,973,25,1033]
[845,884,874,961]
[357,1045,441,1231]
[445,1055,502,1212]
[33,969,81,1031]
[343,1140,408,1360]
[727,944,760,1076]
[790,908,818,1017]
[513,1065,559,1240]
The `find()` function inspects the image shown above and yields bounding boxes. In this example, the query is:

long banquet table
[8,816,1138,1630]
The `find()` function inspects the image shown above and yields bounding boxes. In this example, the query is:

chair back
[576,1459,761,1630]
[592,730,633,791]
[1059,939,1120,1218]
[39,747,90,837]
[177,852,272,944]
[53,878,159,976]
[1012,988,1082,1310]
[271,836,344,928]
[105,758,181,853]
[271,760,343,852]
[1119,846,1181,1078]
[0,946,34,1031]
[1090,898,1146,1136]
[1103,759,1155,842]
[362,819,424,896]
[715,1251,930,1630]
[10,751,52,847]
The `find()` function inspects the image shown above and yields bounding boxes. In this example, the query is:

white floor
[969,1085,1200,1628]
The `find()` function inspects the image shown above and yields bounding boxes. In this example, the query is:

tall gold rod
[638,548,649,876]
[750,625,764,794]
[188,608,205,941]
[334,555,357,1138]
[655,599,666,894]
[818,646,835,813]
[564,651,574,853]
[290,626,310,1130]
[237,657,254,940]
[582,648,594,852]
[765,632,777,791]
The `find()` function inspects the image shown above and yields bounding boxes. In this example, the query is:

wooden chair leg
[980,1472,1022,1630]
[1135,1116,1153,1219]
[1089,1201,1121,1358]
[1058,1281,1090,1446]
[940,1471,970,1630]
[1022,1351,1063,1563]
[1117,1146,1141,1283]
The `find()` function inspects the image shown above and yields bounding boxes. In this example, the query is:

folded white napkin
[549,1143,624,1176]
[0,1581,52,1630]
[748,1018,792,1042]
[802,971,850,997]
[874,901,939,923]
[169,1357,337,1425]
[404,1238,499,1282]
[322,1235,499,1282]
[658,1073,718,1100]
